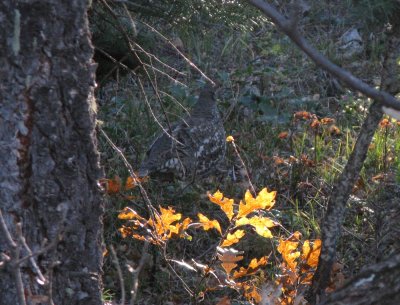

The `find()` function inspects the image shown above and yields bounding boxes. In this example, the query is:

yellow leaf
[235,216,276,238]
[243,285,261,303]
[197,213,222,234]
[233,256,268,279]
[125,175,149,190]
[277,232,301,271]
[221,230,245,247]
[149,207,183,238]
[168,217,192,238]
[237,188,276,218]
[226,135,235,142]
[208,190,235,220]
[119,225,134,238]
[302,239,321,268]
[125,176,136,190]
[118,207,145,221]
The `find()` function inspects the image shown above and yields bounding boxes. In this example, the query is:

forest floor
[96,1,400,304]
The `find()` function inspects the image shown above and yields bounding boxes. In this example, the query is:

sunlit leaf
[302,239,321,268]
[278,232,302,271]
[310,119,320,129]
[243,284,261,303]
[197,213,222,234]
[273,156,286,165]
[125,175,148,190]
[118,207,145,221]
[329,125,341,135]
[379,118,391,128]
[208,190,235,220]
[149,206,182,236]
[235,216,276,238]
[221,230,245,247]
[119,225,135,238]
[237,188,276,218]
[294,111,312,120]
[226,135,235,142]
[321,117,335,125]
[233,256,268,279]
[168,217,192,238]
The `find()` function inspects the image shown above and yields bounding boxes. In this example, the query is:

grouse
[138,84,226,180]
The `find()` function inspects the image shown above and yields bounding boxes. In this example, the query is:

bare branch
[13,237,26,305]
[247,0,400,111]
[0,208,17,249]
[128,241,149,305]
[110,245,125,305]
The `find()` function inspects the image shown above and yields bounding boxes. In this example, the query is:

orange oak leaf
[321,117,335,125]
[329,125,341,135]
[197,213,222,234]
[235,216,276,238]
[208,190,235,220]
[278,232,302,271]
[294,111,312,120]
[118,207,146,221]
[302,239,321,268]
[221,230,246,247]
[233,256,268,279]
[237,188,276,218]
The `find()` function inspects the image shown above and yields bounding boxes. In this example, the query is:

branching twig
[138,20,214,85]
[0,209,26,305]
[110,245,125,305]
[128,241,149,305]
[248,0,400,111]
[98,127,159,223]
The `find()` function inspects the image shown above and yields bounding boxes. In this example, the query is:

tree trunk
[0,1,104,305]
[319,253,400,305]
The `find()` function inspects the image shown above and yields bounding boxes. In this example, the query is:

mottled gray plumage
[139,85,226,180]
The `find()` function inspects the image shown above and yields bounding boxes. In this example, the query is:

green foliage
[130,0,266,31]
[351,0,400,28]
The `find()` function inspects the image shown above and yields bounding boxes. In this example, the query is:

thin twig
[98,127,159,225]
[19,234,47,285]
[14,223,27,305]
[0,210,26,305]
[229,139,256,195]
[129,241,149,305]
[248,0,400,111]
[0,208,17,248]
[138,20,214,85]
[110,245,125,305]
[98,0,180,143]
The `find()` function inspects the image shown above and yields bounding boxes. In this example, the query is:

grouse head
[138,84,226,180]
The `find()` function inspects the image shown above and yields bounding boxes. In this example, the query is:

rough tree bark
[0,1,104,305]
[320,253,400,305]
